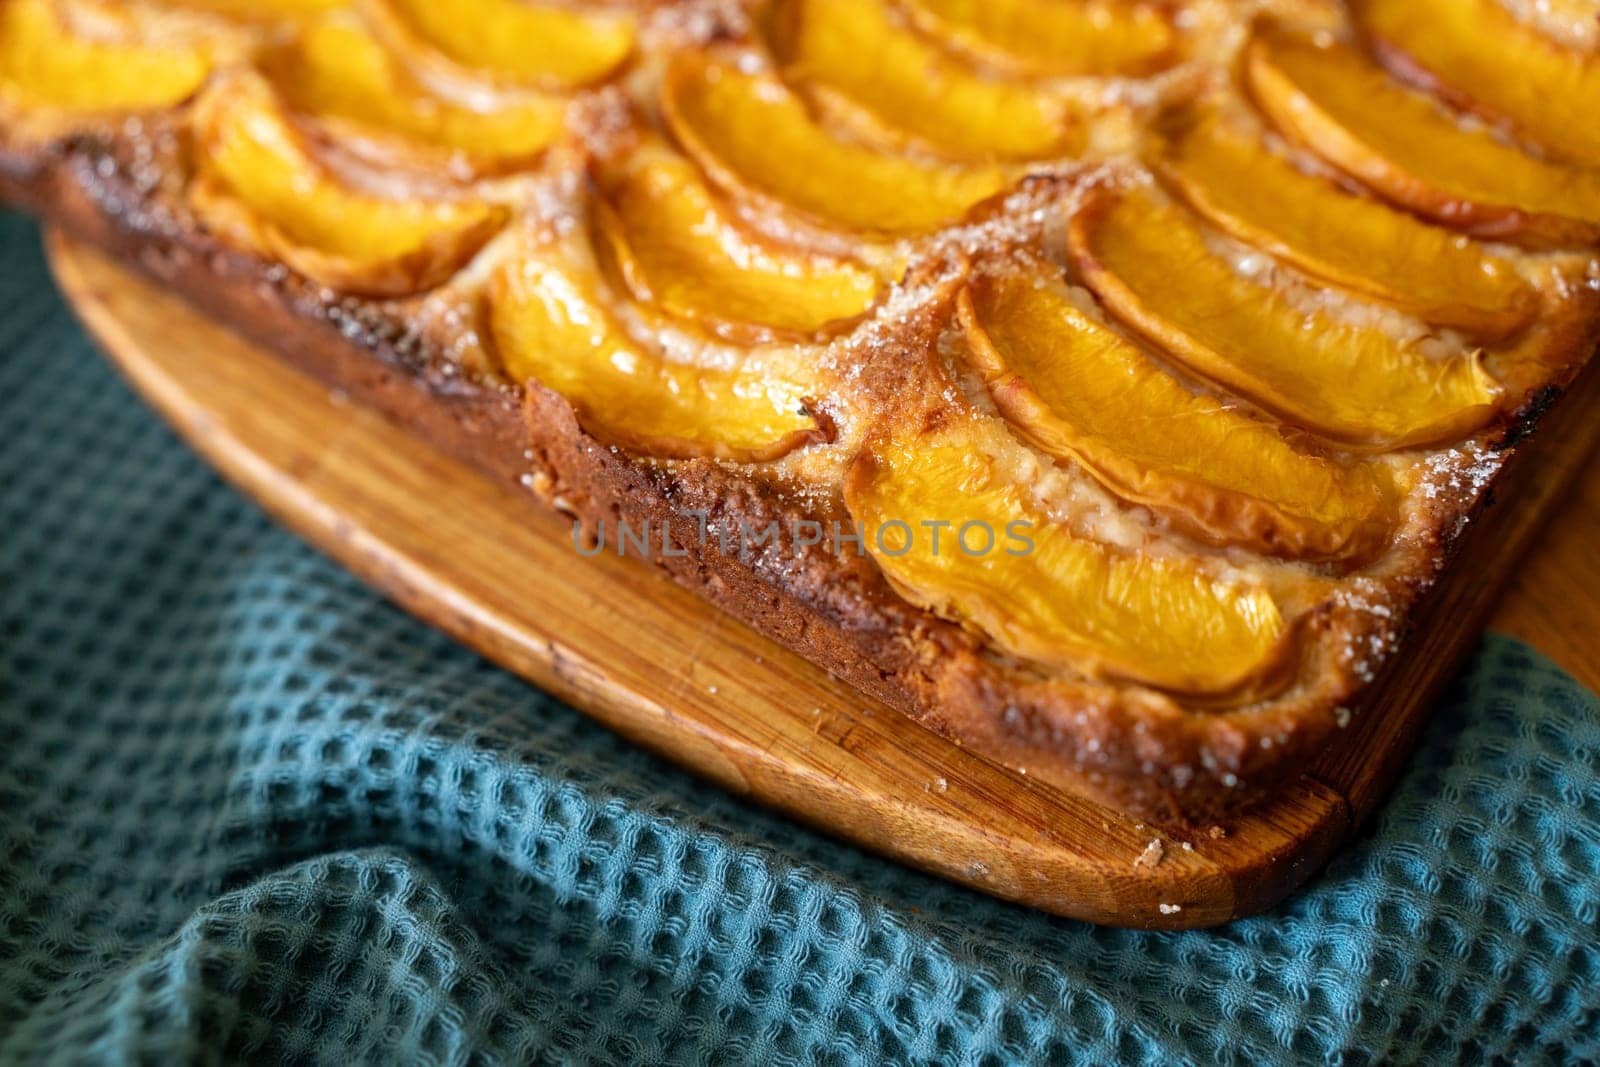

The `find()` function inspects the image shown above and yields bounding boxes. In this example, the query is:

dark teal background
[1,212,1597,1064]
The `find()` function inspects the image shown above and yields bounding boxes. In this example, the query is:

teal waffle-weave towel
[1,211,1597,1065]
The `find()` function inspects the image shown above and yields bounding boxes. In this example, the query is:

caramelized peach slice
[1158,114,1536,340]
[901,0,1175,78]
[1068,186,1499,449]
[190,75,505,297]
[372,0,634,92]
[1246,25,1600,248]
[661,55,1007,237]
[491,223,824,462]
[262,14,564,171]
[595,147,881,342]
[0,0,212,115]
[772,0,1086,161]
[843,421,1290,696]
[960,271,1393,560]
[1357,0,1600,168]
[167,0,344,21]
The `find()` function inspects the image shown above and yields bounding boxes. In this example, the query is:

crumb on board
[1134,838,1165,870]
[1159,903,1183,915]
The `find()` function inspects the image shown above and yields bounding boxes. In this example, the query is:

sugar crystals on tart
[1499,0,1600,52]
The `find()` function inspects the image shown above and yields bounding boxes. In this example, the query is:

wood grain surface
[1493,471,1600,694]
[45,230,1600,930]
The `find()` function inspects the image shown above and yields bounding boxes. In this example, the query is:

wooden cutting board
[46,230,1600,930]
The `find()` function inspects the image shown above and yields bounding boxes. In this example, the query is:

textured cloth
[1,210,1598,1067]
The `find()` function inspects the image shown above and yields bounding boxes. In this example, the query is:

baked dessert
[2,0,1597,825]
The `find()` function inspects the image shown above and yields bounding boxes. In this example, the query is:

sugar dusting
[28,0,1600,735]
[1498,0,1600,49]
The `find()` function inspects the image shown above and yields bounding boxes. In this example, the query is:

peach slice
[771,0,1086,161]
[1067,185,1500,449]
[371,0,634,93]
[660,54,1007,237]
[901,0,1175,78]
[490,223,825,463]
[166,0,345,21]
[960,270,1394,561]
[0,0,212,115]
[1157,113,1536,340]
[1246,25,1600,249]
[260,14,565,172]
[1356,0,1600,168]
[594,146,881,342]
[843,420,1290,696]
[190,74,506,297]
